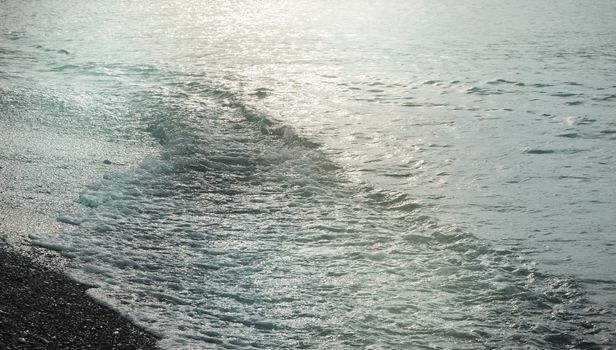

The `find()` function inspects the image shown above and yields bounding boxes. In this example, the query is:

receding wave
[29,78,614,349]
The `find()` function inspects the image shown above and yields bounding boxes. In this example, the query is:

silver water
[1,0,615,348]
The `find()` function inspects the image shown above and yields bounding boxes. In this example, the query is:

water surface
[1,0,615,348]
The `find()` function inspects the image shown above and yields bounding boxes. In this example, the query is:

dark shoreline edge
[0,244,159,350]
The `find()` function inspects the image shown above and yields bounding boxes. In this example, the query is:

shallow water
[2,0,615,348]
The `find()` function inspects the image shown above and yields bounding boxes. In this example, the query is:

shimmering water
[2,0,615,348]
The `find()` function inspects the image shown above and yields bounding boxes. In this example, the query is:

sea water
[1,0,615,348]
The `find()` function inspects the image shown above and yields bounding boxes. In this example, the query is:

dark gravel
[0,245,159,349]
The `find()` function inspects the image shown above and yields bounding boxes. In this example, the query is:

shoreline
[0,243,159,350]
[0,88,163,348]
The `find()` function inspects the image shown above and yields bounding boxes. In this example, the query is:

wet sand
[0,244,159,350]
